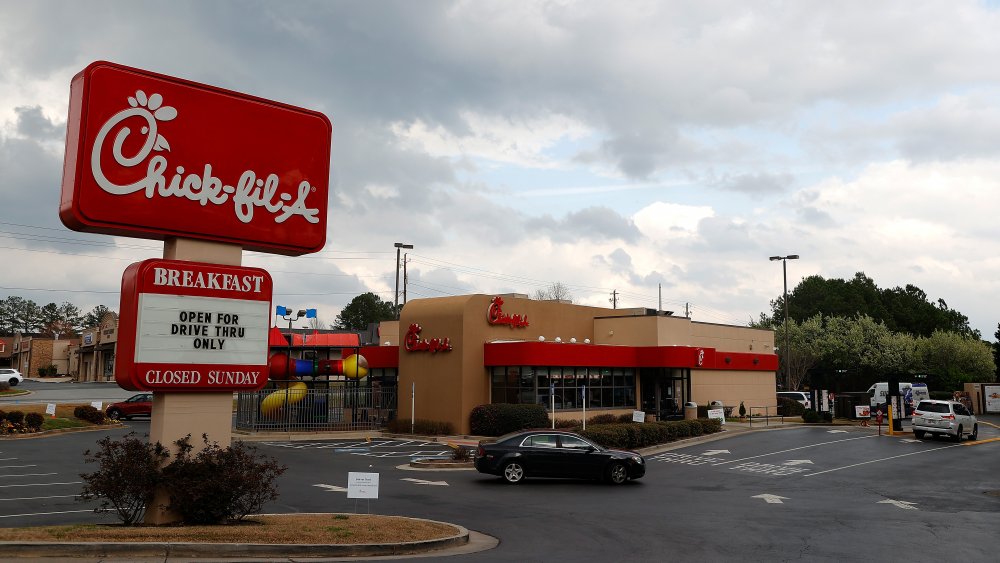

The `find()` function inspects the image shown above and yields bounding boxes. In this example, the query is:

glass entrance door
[640,368,689,420]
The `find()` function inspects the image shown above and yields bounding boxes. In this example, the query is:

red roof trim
[483,341,777,371]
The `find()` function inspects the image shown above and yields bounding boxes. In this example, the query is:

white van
[868,382,930,417]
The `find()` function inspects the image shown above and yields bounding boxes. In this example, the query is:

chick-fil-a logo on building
[487,296,529,328]
[60,61,332,256]
[404,323,453,353]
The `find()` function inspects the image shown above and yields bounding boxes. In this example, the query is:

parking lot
[1,420,997,561]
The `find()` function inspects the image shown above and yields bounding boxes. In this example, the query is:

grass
[0,403,110,434]
[0,514,458,545]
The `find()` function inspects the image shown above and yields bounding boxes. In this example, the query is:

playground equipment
[260,352,369,415]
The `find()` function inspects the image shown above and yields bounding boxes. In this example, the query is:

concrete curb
[0,516,472,559]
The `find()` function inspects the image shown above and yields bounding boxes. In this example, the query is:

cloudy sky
[3,0,1000,338]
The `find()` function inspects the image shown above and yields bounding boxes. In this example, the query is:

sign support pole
[145,238,242,525]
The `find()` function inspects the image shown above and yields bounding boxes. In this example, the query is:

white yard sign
[347,472,380,499]
[708,408,726,425]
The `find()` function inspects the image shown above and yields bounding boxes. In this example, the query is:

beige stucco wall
[691,370,777,412]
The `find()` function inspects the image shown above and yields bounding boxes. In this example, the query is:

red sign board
[116,259,273,391]
[487,296,529,328]
[60,61,331,256]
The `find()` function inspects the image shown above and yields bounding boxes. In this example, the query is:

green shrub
[384,418,454,435]
[469,404,549,436]
[74,405,106,424]
[617,413,636,423]
[698,418,722,434]
[554,418,582,429]
[0,409,5,421]
[79,432,169,525]
[5,410,24,425]
[738,401,747,417]
[579,418,723,449]
[588,413,618,425]
[25,412,44,430]
[161,435,287,525]
[778,397,805,416]
[802,409,821,423]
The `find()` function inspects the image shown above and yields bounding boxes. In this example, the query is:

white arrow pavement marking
[313,484,348,493]
[827,430,849,434]
[702,449,730,456]
[878,499,918,510]
[752,494,788,504]
[900,439,921,443]
[782,459,814,466]
[401,478,449,486]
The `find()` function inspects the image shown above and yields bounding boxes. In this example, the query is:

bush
[5,410,24,425]
[0,409,5,421]
[161,435,287,524]
[0,382,9,392]
[79,432,169,525]
[587,413,618,425]
[579,418,723,450]
[617,413,636,423]
[25,412,44,430]
[802,409,821,423]
[384,418,454,435]
[554,418,582,429]
[778,397,805,416]
[74,405,106,424]
[469,404,549,436]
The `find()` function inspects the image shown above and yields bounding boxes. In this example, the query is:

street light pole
[394,242,413,319]
[769,255,799,390]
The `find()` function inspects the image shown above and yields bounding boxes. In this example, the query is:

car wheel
[502,461,525,484]
[970,424,978,441]
[7,379,17,387]
[913,430,925,439]
[107,408,122,421]
[954,425,963,443]
[606,462,628,485]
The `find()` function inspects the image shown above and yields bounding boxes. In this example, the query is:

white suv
[912,400,977,442]
[777,391,812,409]
[0,368,23,386]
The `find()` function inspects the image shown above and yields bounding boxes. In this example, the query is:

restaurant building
[362,294,778,435]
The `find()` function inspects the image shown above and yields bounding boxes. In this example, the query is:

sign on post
[60,61,332,256]
[115,258,273,391]
[347,472,380,499]
[45,403,57,417]
[632,410,646,423]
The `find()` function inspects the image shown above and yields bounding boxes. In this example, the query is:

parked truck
[867,382,930,417]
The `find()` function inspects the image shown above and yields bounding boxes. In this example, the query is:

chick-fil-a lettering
[90,90,319,225]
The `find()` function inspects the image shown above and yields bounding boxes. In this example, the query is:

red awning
[268,327,360,348]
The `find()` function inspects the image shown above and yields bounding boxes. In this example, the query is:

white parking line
[711,435,877,466]
[804,444,961,477]
[0,509,96,519]
[0,472,57,478]
[0,481,81,489]
[0,495,79,501]
[0,465,36,469]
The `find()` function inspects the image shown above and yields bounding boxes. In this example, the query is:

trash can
[684,401,698,420]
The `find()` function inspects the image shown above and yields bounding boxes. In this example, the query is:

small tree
[161,435,287,524]
[79,432,168,525]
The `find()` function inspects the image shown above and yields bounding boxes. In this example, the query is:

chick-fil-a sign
[60,61,332,256]
[487,296,529,328]
[115,259,273,391]
[404,323,453,353]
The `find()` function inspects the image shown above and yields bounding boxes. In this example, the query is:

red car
[105,393,153,420]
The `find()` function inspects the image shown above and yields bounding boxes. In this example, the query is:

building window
[491,366,636,410]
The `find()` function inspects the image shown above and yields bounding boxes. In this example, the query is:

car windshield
[917,402,950,413]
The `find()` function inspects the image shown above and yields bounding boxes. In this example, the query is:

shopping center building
[362,294,778,435]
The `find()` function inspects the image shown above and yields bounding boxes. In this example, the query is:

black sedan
[474,430,645,484]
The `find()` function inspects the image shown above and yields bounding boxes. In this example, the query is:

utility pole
[610,290,618,309]
[685,302,690,318]
[403,253,409,304]
[393,242,413,319]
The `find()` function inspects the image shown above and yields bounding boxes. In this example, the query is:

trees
[334,292,396,330]
[82,305,112,329]
[771,272,977,338]
[532,282,573,303]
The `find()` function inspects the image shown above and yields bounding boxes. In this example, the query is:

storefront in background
[362,294,778,435]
